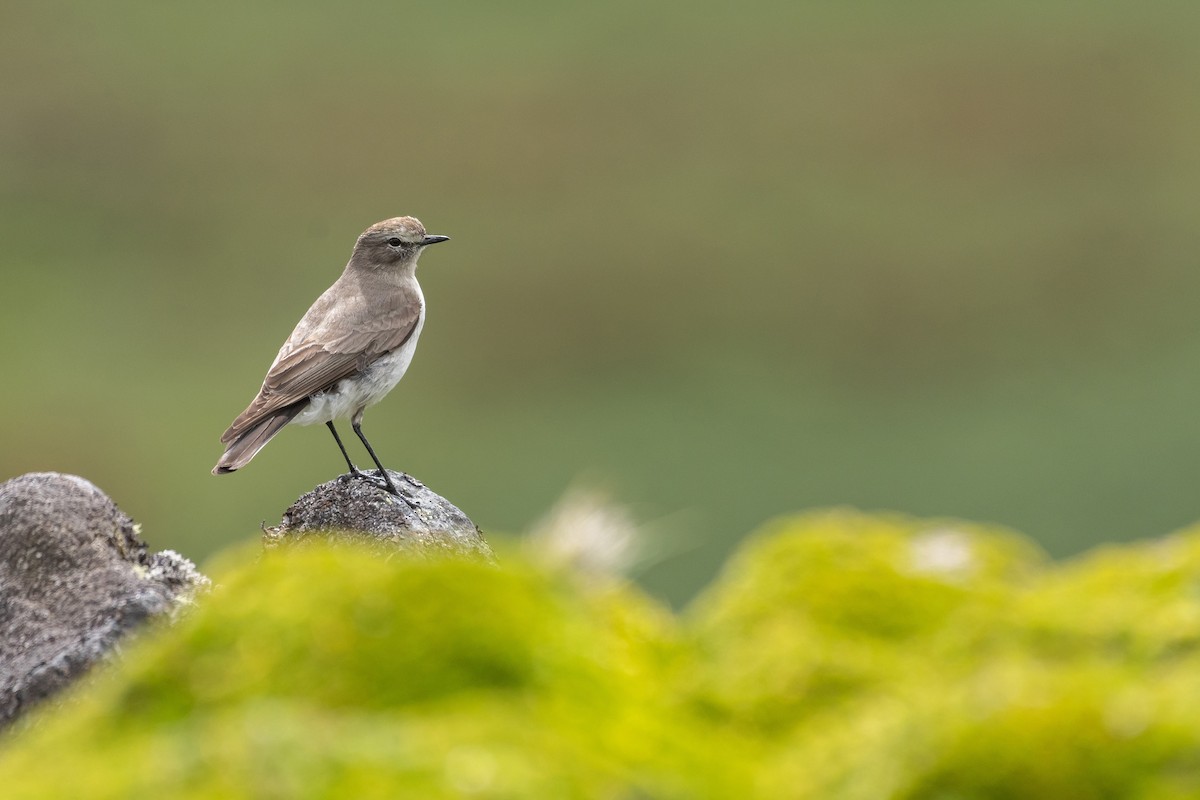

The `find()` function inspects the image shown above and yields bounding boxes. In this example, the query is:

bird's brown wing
[219,304,422,445]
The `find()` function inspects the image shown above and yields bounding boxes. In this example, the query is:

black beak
[421,235,451,247]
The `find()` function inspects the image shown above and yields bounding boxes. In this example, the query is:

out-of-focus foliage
[690,511,1200,797]
[0,542,748,799]
[6,510,1200,798]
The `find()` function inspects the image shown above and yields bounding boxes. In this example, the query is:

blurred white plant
[526,487,644,577]
[908,528,977,581]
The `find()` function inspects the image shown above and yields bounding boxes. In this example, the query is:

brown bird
[212,216,449,496]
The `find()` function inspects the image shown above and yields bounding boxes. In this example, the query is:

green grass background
[3,1,1200,604]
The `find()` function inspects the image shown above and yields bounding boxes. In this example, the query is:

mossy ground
[5,511,1200,798]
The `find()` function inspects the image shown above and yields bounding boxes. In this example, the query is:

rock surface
[264,470,493,561]
[0,472,208,729]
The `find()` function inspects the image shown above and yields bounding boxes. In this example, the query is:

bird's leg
[325,421,364,477]
[352,420,415,506]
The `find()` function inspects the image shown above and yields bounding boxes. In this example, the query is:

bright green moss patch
[691,512,1200,798]
[7,512,1200,798]
[0,544,745,799]
[686,510,1046,733]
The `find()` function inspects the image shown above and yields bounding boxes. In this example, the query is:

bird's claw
[351,468,420,511]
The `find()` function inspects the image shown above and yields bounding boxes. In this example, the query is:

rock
[0,472,209,729]
[264,470,493,561]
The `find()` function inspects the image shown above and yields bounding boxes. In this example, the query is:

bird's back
[220,267,423,443]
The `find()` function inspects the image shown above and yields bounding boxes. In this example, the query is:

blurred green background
[3,1,1199,605]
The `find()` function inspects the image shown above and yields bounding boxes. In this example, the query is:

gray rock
[0,472,208,729]
[264,470,493,561]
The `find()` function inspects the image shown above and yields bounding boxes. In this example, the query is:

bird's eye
[387,237,403,247]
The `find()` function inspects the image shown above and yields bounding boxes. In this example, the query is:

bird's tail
[212,406,304,475]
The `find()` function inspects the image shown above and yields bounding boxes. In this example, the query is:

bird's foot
[339,466,368,483]
[360,468,420,511]
[343,466,386,490]
[377,470,420,510]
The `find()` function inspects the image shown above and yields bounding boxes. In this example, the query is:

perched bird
[212,216,449,497]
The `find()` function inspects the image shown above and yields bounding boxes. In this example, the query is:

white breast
[292,303,426,427]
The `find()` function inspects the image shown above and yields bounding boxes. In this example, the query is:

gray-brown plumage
[213,216,449,496]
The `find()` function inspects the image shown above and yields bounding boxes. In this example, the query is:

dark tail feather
[212,406,304,475]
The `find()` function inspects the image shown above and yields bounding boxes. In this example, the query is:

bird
[212,216,449,498]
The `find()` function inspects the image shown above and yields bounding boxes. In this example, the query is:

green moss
[687,512,1200,798]
[8,512,1200,797]
[686,510,1045,732]
[0,545,743,798]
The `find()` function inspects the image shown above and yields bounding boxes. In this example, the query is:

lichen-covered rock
[0,472,208,729]
[264,471,493,562]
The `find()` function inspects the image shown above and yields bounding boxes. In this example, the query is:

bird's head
[353,216,450,268]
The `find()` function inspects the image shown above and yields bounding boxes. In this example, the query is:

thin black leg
[326,421,361,475]
[352,421,403,497]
